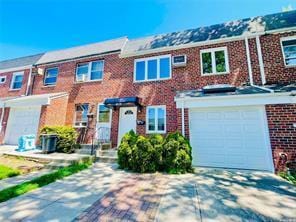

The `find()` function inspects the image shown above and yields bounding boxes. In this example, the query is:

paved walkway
[0,163,295,222]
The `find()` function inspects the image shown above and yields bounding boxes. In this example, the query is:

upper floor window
[281,37,296,67]
[44,67,59,86]
[10,72,24,90]
[74,103,89,127]
[0,76,6,84]
[146,105,166,134]
[200,47,229,75]
[76,60,104,82]
[134,55,171,82]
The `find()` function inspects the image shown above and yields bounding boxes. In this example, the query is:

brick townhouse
[0,10,295,172]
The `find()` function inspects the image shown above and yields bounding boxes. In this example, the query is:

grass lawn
[279,172,296,186]
[0,165,20,180]
[0,161,92,203]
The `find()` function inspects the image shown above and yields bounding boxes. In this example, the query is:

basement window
[281,37,296,67]
[74,104,89,127]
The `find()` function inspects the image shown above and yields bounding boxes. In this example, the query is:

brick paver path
[74,174,166,222]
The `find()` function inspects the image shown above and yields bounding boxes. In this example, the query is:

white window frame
[200,47,229,76]
[75,60,104,82]
[134,55,172,82]
[10,71,24,90]
[73,103,89,128]
[146,105,166,134]
[0,76,6,84]
[280,36,296,67]
[44,67,58,86]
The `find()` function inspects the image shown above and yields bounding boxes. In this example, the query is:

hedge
[117,130,193,174]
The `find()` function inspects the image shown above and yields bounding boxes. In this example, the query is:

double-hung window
[76,60,104,82]
[10,72,24,90]
[200,47,229,75]
[281,37,296,67]
[74,104,89,127]
[146,106,166,133]
[134,55,171,82]
[44,67,58,86]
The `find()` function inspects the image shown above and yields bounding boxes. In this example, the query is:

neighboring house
[0,10,295,172]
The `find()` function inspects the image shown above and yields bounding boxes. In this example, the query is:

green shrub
[163,132,193,173]
[40,126,80,153]
[117,131,193,174]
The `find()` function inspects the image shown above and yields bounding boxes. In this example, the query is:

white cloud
[282,4,293,12]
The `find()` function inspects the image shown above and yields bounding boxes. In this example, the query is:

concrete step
[96,156,118,163]
[97,149,117,158]
[44,162,71,170]
[100,143,112,150]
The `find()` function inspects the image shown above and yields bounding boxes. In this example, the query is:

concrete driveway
[0,163,295,222]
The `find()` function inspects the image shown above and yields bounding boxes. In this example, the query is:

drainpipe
[245,36,274,93]
[25,66,33,96]
[181,101,185,136]
[0,103,5,133]
[255,35,267,85]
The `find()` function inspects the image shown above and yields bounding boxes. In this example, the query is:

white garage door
[5,106,41,145]
[189,106,273,171]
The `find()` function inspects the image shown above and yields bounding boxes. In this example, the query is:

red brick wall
[266,104,296,172]
[0,69,30,98]
[0,107,10,144]
[260,32,296,84]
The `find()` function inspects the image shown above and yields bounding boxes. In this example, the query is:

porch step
[96,149,118,163]
[45,162,71,170]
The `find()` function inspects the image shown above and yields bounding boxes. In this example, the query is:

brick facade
[266,104,296,172]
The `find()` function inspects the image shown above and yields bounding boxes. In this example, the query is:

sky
[0,0,295,61]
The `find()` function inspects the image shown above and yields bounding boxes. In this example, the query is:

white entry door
[118,107,137,145]
[5,106,41,145]
[189,106,273,171]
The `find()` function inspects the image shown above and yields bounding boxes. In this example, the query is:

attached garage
[189,106,273,171]
[5,106,41,145]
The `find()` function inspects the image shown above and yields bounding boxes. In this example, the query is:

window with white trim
[200,47,229,75]
[76,60,104,82]
[74,104,89,127]
[0,76,6,84]
[134,55,171,82]
[281,37,296,66]
[146,106,166,133]
[44,67,58,86]
[10,72,24,90]
[97,104,111,123]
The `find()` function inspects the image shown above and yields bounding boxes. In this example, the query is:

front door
[118,107,137,145]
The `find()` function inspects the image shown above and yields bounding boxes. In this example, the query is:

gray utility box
[40,134,58,153]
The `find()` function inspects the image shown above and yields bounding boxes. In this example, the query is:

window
[134,55,171,82]
[74,104,89,127]
[281,37,296,66]
[97,104,111,123]
[146,106,166,133]
[10,72,24,90]
[0,76,6,84]
[76,60,104,82]
[200,47,229,75]
[44,67,58,86]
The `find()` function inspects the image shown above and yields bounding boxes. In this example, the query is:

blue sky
[0,0,295,61]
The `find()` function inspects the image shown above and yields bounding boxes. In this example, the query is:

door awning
[104,97,141,109]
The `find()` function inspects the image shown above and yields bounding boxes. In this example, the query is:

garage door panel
[189,106,272,171]
[5,107,41,145]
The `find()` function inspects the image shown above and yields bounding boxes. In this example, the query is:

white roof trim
[4,92,68,108]
[0,65,32,74]
[120,27,296,58]
[175,92,296,109]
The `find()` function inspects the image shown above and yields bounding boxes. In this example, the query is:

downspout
[25,66,33,96]
[181,101,185,136]
[245,36,274,93]
[255,35,267,85]
[0,103,5,133]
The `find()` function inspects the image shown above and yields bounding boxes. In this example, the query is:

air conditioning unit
[37,68,44,75]
[172,55,187,67]
[76,74,87,82]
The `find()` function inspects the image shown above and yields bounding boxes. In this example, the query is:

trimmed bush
[40,126,80,153]
[117,131,193,174]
